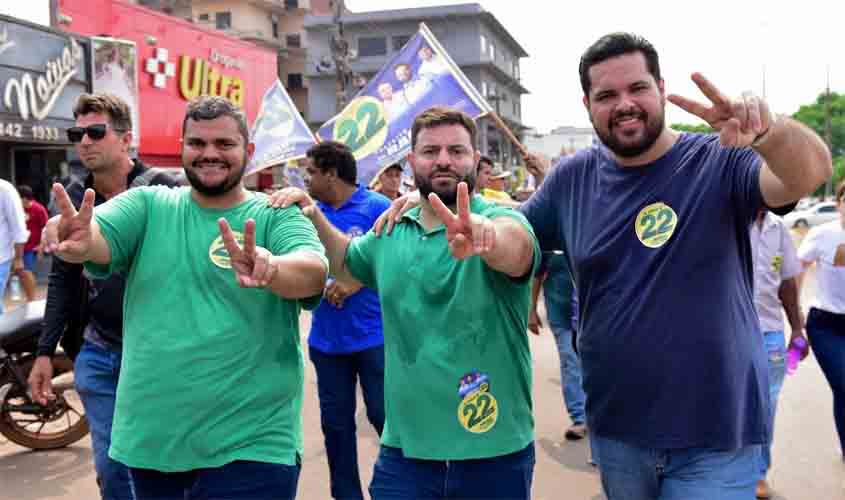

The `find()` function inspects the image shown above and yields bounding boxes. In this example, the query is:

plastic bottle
[786,336,808,375]
[9,275,22,301]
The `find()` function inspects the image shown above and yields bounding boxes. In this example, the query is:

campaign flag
[246,80,317,176]
[317,23,492,187]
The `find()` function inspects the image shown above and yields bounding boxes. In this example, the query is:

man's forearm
[757,117,832,207]
[307,207,355,282]
[266,251,327,299]
[482,217,534,277]
[778,277,804,335]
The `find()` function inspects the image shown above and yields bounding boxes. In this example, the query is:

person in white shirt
[749,209,805,498]
[0,178,29,313]
[797,181,845,463]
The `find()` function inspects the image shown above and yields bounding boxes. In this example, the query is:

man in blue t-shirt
[301,141,390,500]
[520,33,832,499]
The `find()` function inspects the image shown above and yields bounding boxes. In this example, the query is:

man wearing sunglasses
[29,93,179,500]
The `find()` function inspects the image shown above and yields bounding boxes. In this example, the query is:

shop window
[216,12,231,30]
[286,34,301,48]
[287,73,304,89]
[392,35,411,52]
[198,13,209,22]
[272,21,279,39]
[358,36,387,57]
[285,0,299,8]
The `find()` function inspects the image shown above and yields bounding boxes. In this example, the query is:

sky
[347,0,844,133]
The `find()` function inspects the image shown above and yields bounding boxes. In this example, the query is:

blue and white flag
[246,80,317,176]
[317,23,492,187]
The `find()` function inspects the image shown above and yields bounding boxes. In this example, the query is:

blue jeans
[806,311,845,456]
[761,330,786,473]
[74,340,131,500]
[128,460,301,500]
[550,325,586,425]
[310,345,385,499]
[591,435,759,499]
[0,258,11,314]
[368,443,535,499]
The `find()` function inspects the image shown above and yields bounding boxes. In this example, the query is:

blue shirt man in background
[520,32,831,499]
[302,141,390,500]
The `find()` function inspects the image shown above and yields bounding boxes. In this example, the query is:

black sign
[0,14,90,144]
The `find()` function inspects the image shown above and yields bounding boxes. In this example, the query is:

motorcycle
[0,300,89,449]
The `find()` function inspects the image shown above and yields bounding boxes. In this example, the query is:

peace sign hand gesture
[428,182,496,260]
[42,183,96,261]
[218,218,277,288]
[667,73,773,148]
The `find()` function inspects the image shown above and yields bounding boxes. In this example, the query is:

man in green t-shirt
[271,106,540,499]
[42,96,328,500]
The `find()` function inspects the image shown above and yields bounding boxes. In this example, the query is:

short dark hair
[73,93,132,133]
[17,185,33,200]
[478,156,494,169]
[182,96,249,145]
[579,32,661,97]
[384,162,402,173]
[307,141,357,185]
[411,106,477,150]
[837,180,845,202]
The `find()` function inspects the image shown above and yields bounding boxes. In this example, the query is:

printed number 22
[641,208,674,240]
[463,394,494,429]
[336,102,385,152]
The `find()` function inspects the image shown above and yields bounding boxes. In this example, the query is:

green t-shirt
[84,186,326,472]
[346,195,540,460]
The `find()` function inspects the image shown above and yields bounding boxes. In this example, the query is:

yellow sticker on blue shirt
[209,232,244,269]
[635,202,678,248]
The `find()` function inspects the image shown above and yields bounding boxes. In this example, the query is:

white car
[783,202,840,228]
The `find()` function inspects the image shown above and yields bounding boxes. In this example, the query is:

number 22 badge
[456,371,498,434]
[635,202,678,248]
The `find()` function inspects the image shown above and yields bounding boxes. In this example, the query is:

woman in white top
[798,181,845,461]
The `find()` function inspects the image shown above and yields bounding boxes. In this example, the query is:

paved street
[1,266,844,499]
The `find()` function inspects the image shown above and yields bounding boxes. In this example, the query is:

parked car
[795,198,819,212]
[783,202,840,228]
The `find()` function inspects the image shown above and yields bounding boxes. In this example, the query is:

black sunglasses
[67,124,125,143]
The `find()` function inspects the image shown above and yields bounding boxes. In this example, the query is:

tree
[792,91,845,194]
[669,123,714,134]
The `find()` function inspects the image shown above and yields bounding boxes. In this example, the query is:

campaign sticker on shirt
[456,371,498,434]
[208,232,245,269]
[634,202,678,248]
[771,255,784,273]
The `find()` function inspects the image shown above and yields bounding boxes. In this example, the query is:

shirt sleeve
[267,205,328,310]
[726,146,765,227]
[3,183,29,244]
[345,231,379,289]
[778,219,802,279]
[83,187,151,279]
[797,225,824,263]
[482,204,542,282]
[519,161,563,252]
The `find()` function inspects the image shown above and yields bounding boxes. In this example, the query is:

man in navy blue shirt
[520,33,832,499]
[301,141,390,500]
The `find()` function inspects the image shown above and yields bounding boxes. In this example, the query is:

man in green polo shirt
[42,96,328,500]
[271,106,539,499]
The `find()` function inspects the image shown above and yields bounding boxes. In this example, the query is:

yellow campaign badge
[209,231,244,269]
[771,255,784,273]
[634,202,678,248]
[333,96,389,159]
[458,390,498,434]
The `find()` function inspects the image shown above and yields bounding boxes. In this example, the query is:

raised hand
[42,183,96,261]
[667,73,773,147]
[522,151,550,185]
[373,190,421,236]
[218,218,276,288]
[267,187,316,217]
[428,182,496,259]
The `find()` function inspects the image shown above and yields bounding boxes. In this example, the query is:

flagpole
[487,111,527,157]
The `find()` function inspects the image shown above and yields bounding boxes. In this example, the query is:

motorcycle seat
[0,300,45,349]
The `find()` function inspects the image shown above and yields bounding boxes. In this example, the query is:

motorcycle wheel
[0,354,89,449]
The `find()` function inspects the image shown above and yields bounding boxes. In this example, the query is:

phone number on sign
[0,122,62,141]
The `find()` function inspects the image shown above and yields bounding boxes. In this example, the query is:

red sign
[57,0,277,165]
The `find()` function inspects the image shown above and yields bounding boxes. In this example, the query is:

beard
[416,166,476,206]
[594,106,665,159]
[184,154,246,197]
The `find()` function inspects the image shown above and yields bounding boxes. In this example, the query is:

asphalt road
[1,266,843,499]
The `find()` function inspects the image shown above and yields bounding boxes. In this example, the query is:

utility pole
[825,65,834,199]
[329,0,365,112]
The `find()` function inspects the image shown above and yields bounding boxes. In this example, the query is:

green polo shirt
[346,195,540,460]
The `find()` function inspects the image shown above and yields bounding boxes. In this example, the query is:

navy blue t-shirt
[310,186,391,354]
[521,133,769,450]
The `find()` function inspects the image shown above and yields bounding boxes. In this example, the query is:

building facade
[523,125,597,164]
[304,3,529,167]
